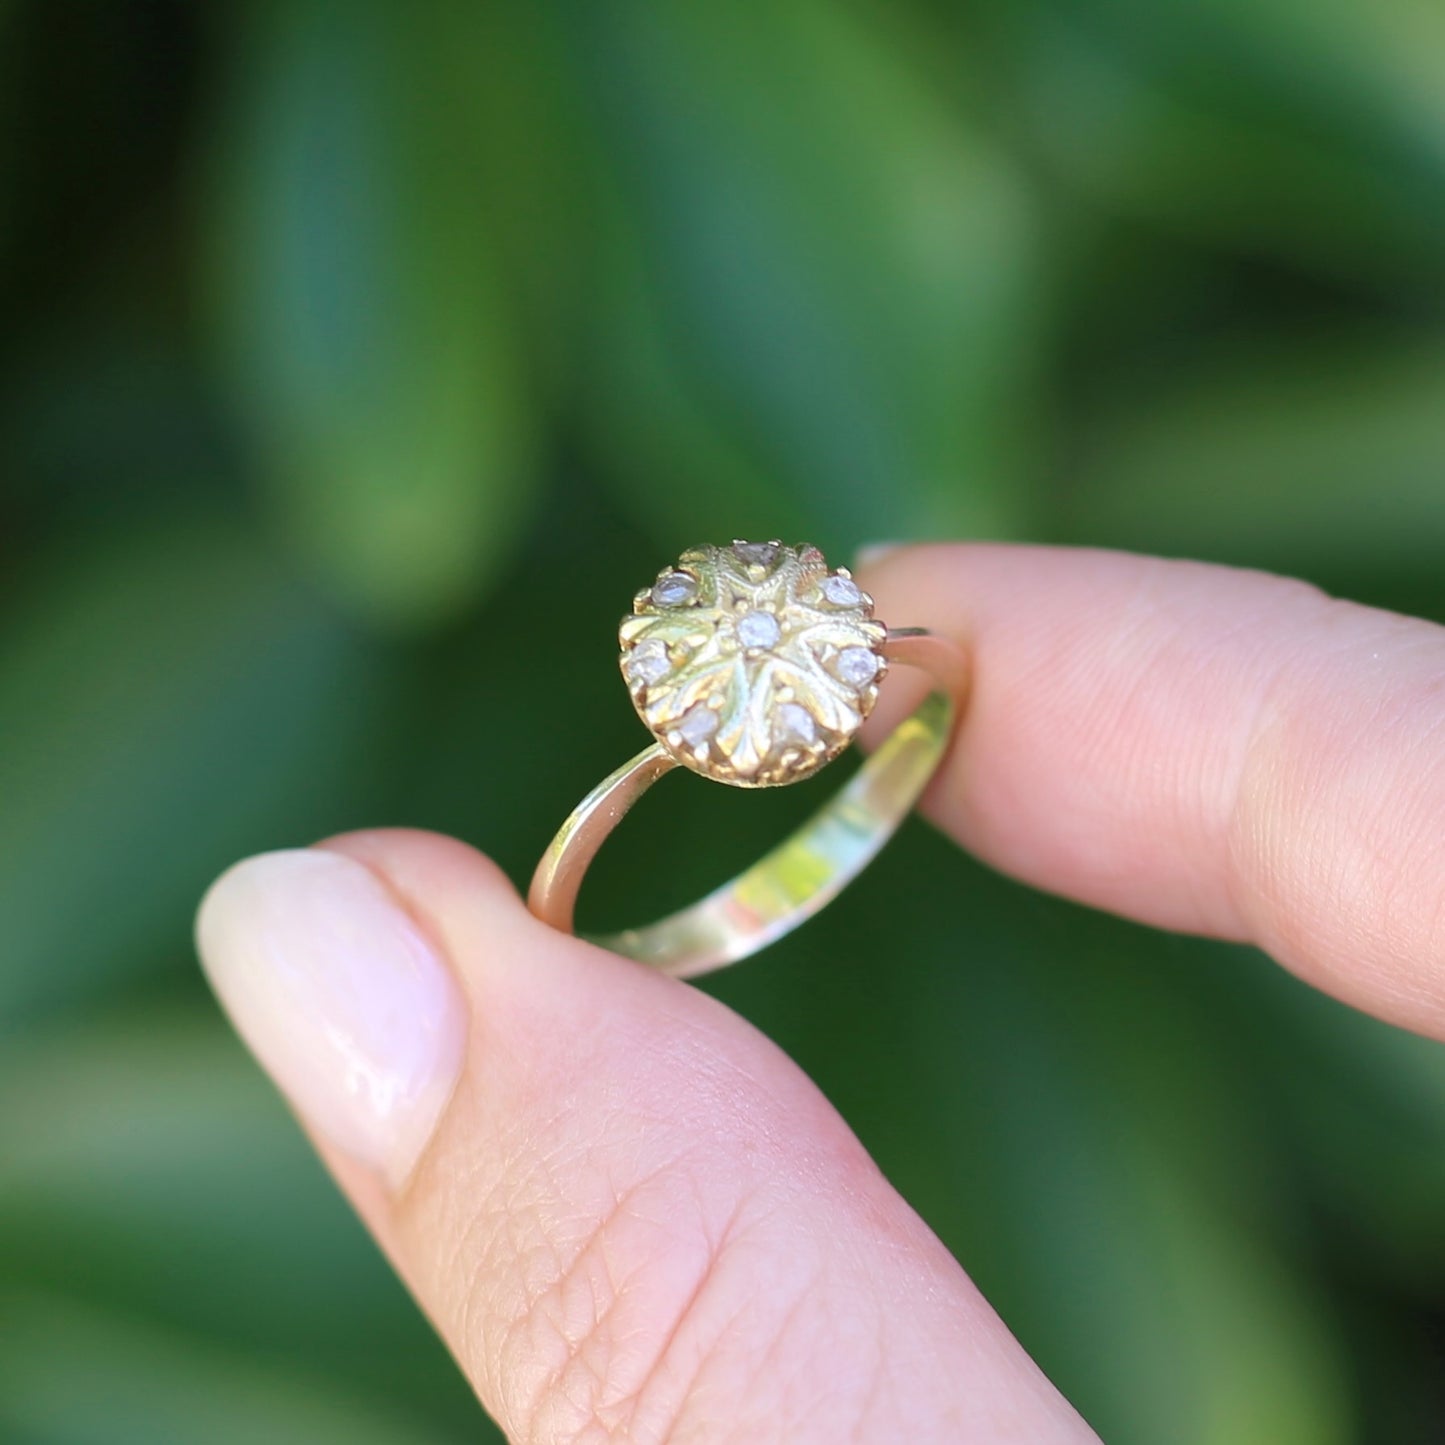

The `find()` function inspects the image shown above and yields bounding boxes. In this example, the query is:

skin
[260,545,1445,1442]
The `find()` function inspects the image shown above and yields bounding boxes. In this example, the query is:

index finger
[858,544,1445,1038]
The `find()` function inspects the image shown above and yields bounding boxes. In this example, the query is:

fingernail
[196,849,466,1187]
[853,541,908,571]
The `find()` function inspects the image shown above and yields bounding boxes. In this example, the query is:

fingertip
[858,542,1445,1040]
[315,827,521,911]
[195,829,1093,1441]
[312,826,673,1019]
[853,540,975,615]
[194,845,469,1187]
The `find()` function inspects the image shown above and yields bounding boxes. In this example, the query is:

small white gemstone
[821,574,862,606]
[732,540,779,569]
[774,702,817,746]
[837,646,879,687]
[737,610,782,649]
[677,702,720,745]
[625,641,672,685]
[651,571,697,606]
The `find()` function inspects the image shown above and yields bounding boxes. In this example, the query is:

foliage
[1,0,1443,1440]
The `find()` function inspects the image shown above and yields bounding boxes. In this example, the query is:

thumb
[195,829,1093,1444]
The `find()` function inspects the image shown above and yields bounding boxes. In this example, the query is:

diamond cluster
[619,539,888,787]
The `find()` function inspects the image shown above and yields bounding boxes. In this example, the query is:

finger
[858,543,1445,1037]
[195,831,1096,1445]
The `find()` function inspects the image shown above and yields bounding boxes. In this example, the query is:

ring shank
[526,628,966,979]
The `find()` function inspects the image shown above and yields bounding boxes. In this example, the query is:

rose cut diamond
[651,571,698,607]
[836,646,880,687]
[625,639,672,685]
[677,702,720,746]
[774,702,817,746]
[732,540,780,569]
[821,574,862,606]
[736,610,782,649]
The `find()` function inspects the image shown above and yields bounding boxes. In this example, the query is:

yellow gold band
[527,627,967,978]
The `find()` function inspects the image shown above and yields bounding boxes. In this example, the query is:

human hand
[195,544,1445,1443]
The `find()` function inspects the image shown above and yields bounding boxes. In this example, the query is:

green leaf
[0,520,390,1027]
[0,1011,385,1320]
[0,1006,478,1418]
[570,0,1042,551]
[1004,0,1445,290]
[1067,333,1445,573]
[1233,956,1445,1282]
[0,1291,474,1445]
[203,0,536,627]
[930,932,1355,1445]
[0,1,17,268]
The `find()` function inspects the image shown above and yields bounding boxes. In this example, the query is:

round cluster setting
[619,539,889,787]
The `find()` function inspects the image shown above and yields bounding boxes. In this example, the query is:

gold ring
[527,540,967,978]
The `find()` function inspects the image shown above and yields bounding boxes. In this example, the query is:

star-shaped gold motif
[618,540,889,786]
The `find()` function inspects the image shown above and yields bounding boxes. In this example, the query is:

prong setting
[619,540,888,786]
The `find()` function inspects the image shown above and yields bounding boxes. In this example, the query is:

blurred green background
[2,1,1444,1441]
